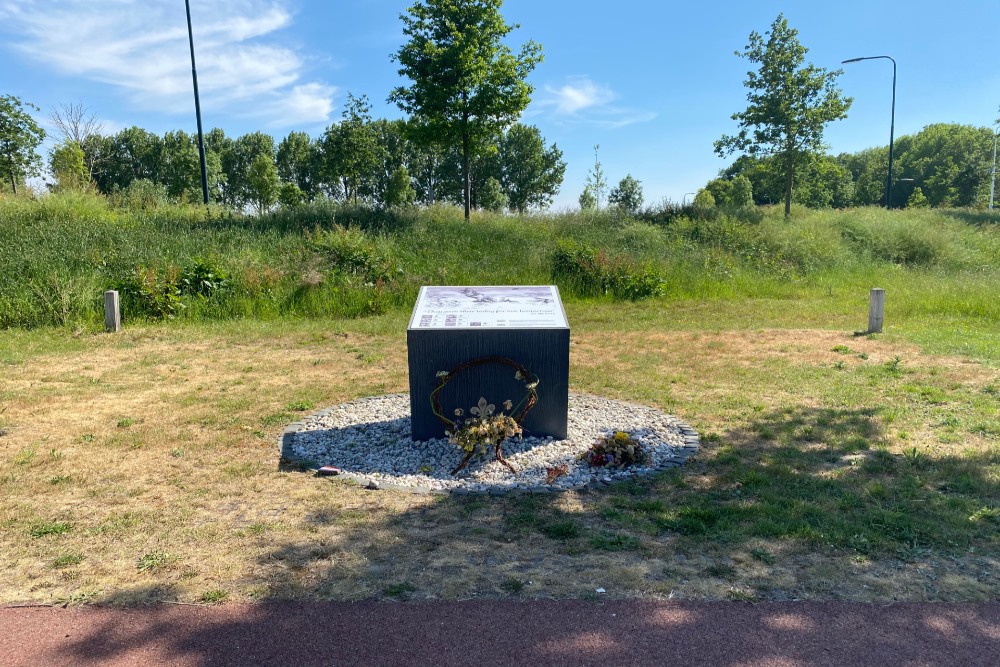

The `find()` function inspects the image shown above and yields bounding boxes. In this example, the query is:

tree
[246,152,280,214]
[50,102,103,178]
[894,124,994,207]
[837,146,887,206]
[0,95,46,194]
[159,131,202,201]
[493,124,565,212]
[578,186,597,210]
[731,175,754,207]
[86,126,162,194]
[704,178,733,206]
[221,132,276,209]
[48,141,89,191]
[276,131,321,201]
[384,165,417,208]
[278,182,307,209]
[715,14,852,217]
[390,0,543,220]
[322,93,382,204]
[479,176,507,212]
[608,174,643,213]
[583,144,607,208]
[907,187,929,208]
[693,189,716,209]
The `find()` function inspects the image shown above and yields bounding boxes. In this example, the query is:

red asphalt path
[2,601,999,666]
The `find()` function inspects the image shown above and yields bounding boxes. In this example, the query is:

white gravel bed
[285,393,699,494]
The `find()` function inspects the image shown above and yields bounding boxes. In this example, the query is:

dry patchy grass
[1,321,998,605]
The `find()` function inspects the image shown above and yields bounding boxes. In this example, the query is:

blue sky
[2,0,998,208]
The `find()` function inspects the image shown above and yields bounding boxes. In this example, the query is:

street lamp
[843,55,897,209]
[682,192,696,206]
[185,0,210,206]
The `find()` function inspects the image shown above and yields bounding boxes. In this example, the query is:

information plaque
[407,286,570,441]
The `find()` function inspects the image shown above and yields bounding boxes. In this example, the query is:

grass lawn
[1,297,997,605]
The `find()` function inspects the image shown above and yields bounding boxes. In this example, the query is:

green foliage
[693,189,716,209]
[221,132,276,210]
[608,174,643,214]
[247,153,280,214]
[306,225,401,284]
[895,123,995,207]
[490,124,565,212]
[390,0,543,219]
[3,193,1000,330]
[479,176,508,212]
[552,240,665,300]
[384,166,417,208]
[731,175,754,207]
[715,14,852,216]
[583,145,607,209]
[110,179,170,212]
[278,182,307,209]
[704,179,733,206]
[110,265,184,320]
[0,95,46,195]
[322,93,382,204]
[578,186,597,210]
[49,141,89,192]
[179,258,230,298]
[29,520,73,538]
[276,131,321,200]
[907,187,929,209]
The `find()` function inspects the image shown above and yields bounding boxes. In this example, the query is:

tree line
[54,104,566,214]
[704,122,999,210]
[3,0,565,216]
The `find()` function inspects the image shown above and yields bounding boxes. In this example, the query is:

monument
[407,285,570,441]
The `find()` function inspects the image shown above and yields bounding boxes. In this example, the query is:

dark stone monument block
[407,286,570,441]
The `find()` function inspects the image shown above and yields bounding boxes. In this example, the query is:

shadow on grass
[936,208,1000,228]
[253,407,1000,607]
[41,405,1000,664]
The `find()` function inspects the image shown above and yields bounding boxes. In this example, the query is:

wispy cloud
[532,75,656,129]
[0,0,335,127]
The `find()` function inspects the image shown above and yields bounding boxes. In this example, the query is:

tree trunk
[462,128,471,221]
[10,172,16,195]
[783,157,794,218]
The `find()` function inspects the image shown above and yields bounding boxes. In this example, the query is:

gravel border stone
[279,393,698,495]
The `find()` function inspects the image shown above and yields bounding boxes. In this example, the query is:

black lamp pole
[185,0,210,205]
[843,56,896,209]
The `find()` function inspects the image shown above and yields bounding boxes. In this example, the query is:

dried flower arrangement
[430,356,539,475]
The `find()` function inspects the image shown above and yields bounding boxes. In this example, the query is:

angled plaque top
[408,285,569,330]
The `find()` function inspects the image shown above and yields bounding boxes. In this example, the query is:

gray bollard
[868,288,885,334]
[104,290,121,333]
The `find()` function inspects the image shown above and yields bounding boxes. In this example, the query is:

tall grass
[2,192,999,331]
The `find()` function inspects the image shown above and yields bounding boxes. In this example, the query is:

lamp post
[843,55,896,209]
[185,0,210,206]
[682,192,696,206]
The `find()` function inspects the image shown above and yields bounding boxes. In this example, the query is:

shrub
[179,257,230,298]
[551,240,665,300]
[109,265,183,320]
[305,225,401,283]
[111,179,170,212]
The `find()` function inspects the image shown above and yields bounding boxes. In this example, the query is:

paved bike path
[3,600,999,666]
